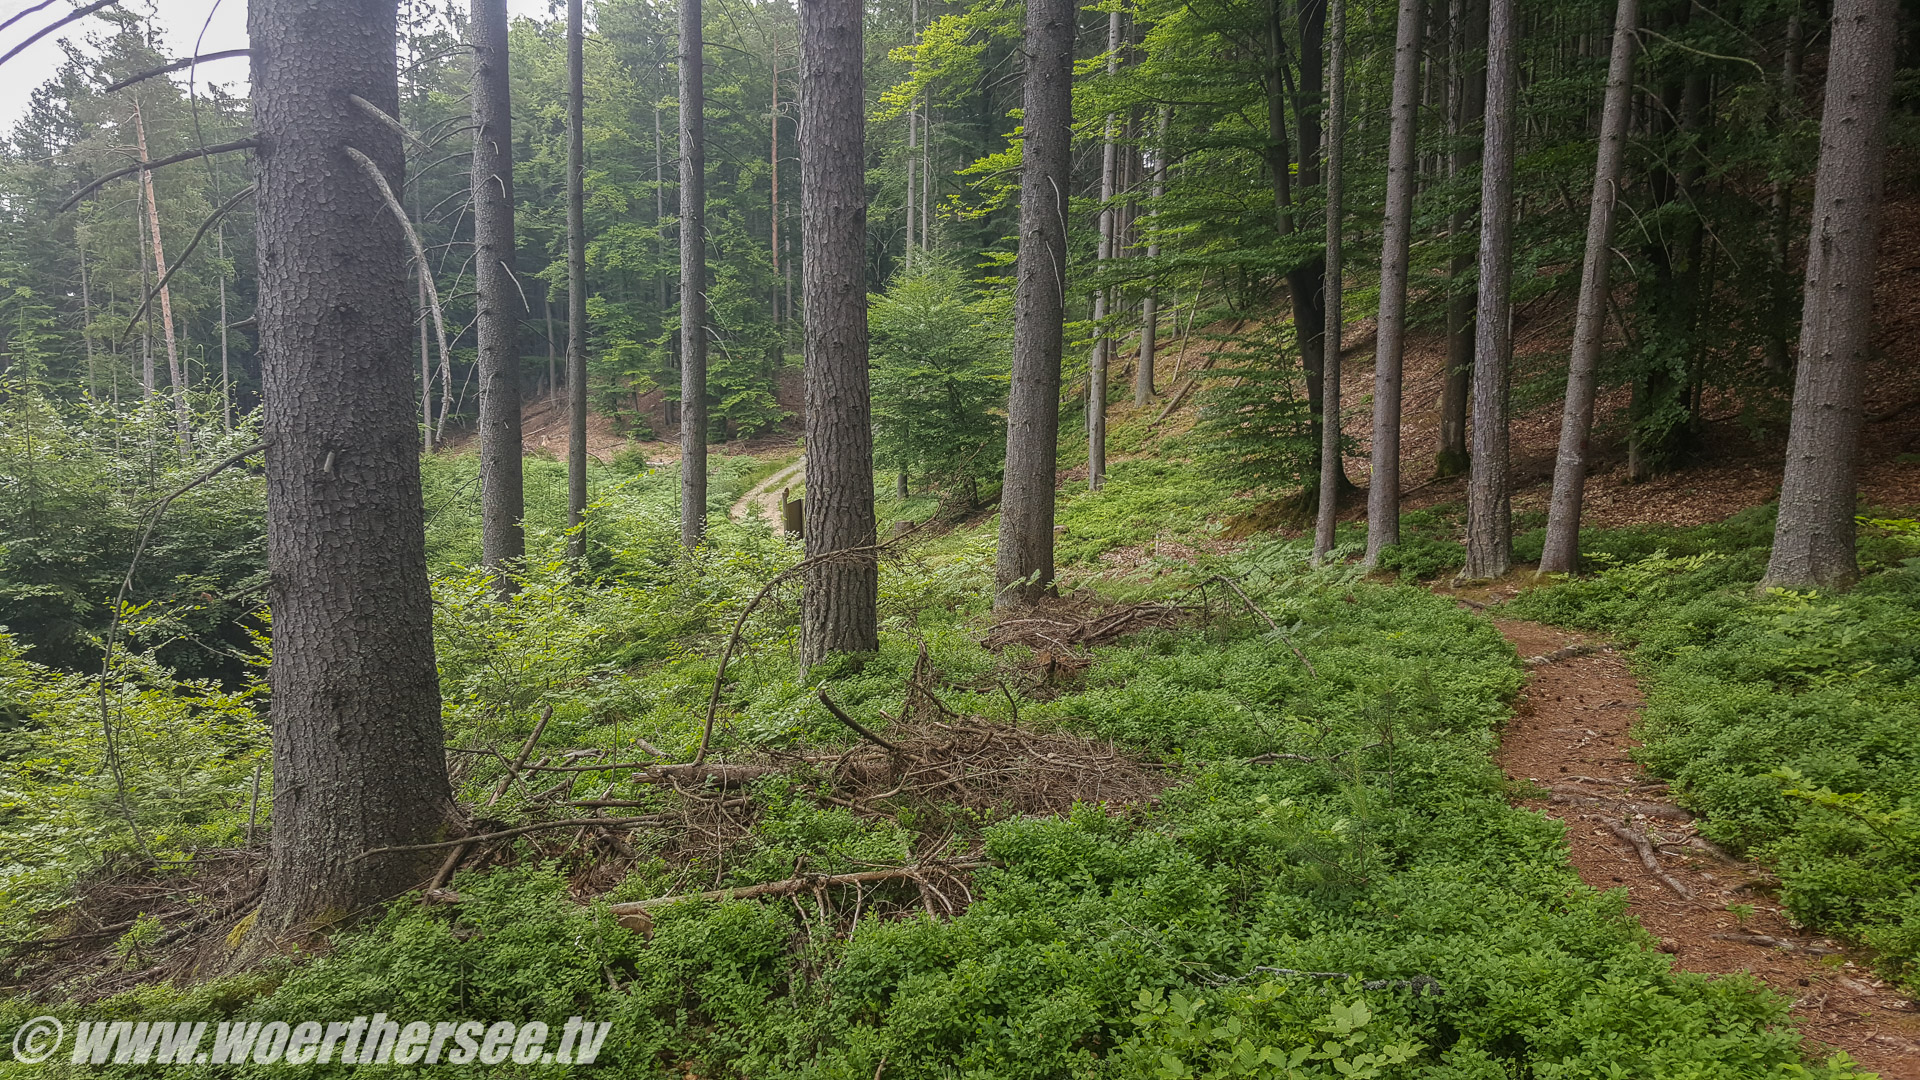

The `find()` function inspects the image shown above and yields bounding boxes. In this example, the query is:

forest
[1,0,1918,1074]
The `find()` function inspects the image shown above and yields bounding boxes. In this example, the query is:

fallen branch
[817,690,902,752]
[1605,821,1694,899]
[361,816,667,860]
[1203,575,1318,677]
[604,862,996,914]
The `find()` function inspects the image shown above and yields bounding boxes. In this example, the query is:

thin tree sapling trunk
[567,0,590,559]
[679,0,709,549]
[472,0,525,582]
[1314,0,1347,563]
[1364,0,1424,566]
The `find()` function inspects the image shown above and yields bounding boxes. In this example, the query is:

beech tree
[798,0,878,666]
[993,0,1074,607]
[1538,0,1637,575]
[1462,0,1517,580]
[680,0,709,549]
[249,0,457,939]
[566,0,588,560]
[1763,0,1900,591]
[1363,0,1422,566]
[472,0,524,580]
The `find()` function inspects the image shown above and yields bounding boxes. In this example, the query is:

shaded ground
[1490,615,1920,1076]
[731,455,804,526]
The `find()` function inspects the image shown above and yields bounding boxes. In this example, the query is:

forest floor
[1466,600,1920,1074]
[730,454,804,526]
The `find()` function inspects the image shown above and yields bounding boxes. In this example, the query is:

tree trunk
[1462,0,1517,580]
[905,0,917,264]
[248,0,457,940]
[1538,0,1637,574]
[1436,0,1486,476]
[1763,0,1898,591]
[1136,106,1169,407]
[1286,0,1333,482]
[472,0,524,582]
[1364,0,1423,566]
[420,272,434,452]
[1087,7,1121,492]
[134,105,192,453]
[567,0,589,559]
[679,0,709,549]
[1764,10,1803,376]
[799,0,879,667]
[1314,0,1347,563]
[217,228,232,432]
[993,0,1074,608]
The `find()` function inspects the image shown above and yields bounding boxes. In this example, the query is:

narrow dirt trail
[729,455,804,526]
[1492,618,1920,1076]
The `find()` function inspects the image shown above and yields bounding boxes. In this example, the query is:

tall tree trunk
[420,272,434,452]
[1286,0,1333,480]
[1538,0,1637,574]
[1087,7,1121,492]
[134,104,192,452]
[905,0,917,265]
[78,231,97,398]
[566,0,589,559]
[1364,0,1423,566]
[993,0,1074,608]
[248,0,456,939]
[799,0,879,667]
[1136,106,1169,407]
[679,0,709,549]
[472,0,524,582]
[1314,0,1347,563]
[1436,0,1486,476]
[1764,9,1803,376]
[1462,0,1517,579]
[544,292,556,400]
[1763,0,1898,590]
[217,227,232,432]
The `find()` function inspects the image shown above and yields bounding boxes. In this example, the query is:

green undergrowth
[1508,508,1920,994]
[5,497,1867,1075]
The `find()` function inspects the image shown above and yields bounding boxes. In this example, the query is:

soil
[1488,613,1920,1077]
[730,455,805,526]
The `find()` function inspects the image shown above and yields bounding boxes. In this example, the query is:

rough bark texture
[993,0,1074,608]
[1364,0,1423,566]
[1285,0,1332,473]
[1462,0,1517,580]
[472,0,524,579]
[566,0,588,559]
[679,0,709,549]
[1436,0,1486,476]
[798,0,879,667]
[249,0,457,940]
[1763,0,1897,591]
[1314,0,1346,563]
[1538,0,1636,574]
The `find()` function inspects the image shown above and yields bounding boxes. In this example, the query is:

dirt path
[1491,618,1920,1076]
[730,456,803,526]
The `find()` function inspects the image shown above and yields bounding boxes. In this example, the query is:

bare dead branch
[604,862,996,914]
[358,816,667,859]
[119,184,253,343]
[817,690,903,752]
[0,0,119,71]
[58,137,257,212]
[100,49,248,94]
[0,1,59,37]
[348,93,434,154]
[344,145,454,432]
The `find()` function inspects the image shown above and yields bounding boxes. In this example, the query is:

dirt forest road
[730,456,804,527]
[1491,616,1920,1076]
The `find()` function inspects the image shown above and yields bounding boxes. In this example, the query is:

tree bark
[1314,0,1346,563]
[567,0,589,559]
[1286,0,1333,481]
[1364,0,1423,566]
[1763,0,1898,591]
[1462,0,1517,580]
[472,0,524,582]
[1436,0,1486,476]
[1538,0,1637,574]
[1136,106,1169,407]
[993,0,1074,608]
[679,0,709,549]
[248,0,457,940]
[798,0,879,667]
[1087,7,1122,492]
[133,104,192,453]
